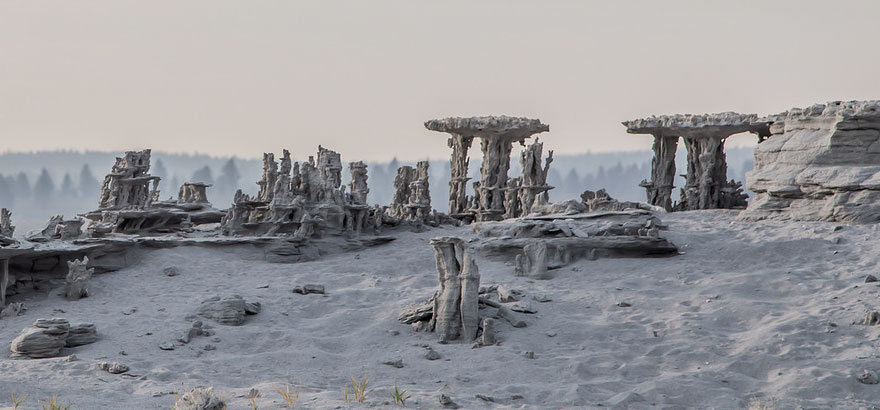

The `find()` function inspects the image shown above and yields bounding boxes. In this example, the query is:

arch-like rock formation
[623,113,770,211]
[425,116,550,222]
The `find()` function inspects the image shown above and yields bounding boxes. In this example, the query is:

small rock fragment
[475,394,496,403]
[496,286,521,303]
[425,349,442,360]
[617,302,632,308]
[0,302,23,318]
[292,284,325,295]
[523,351,535,359]
[866,275,878,283]
[163,266,180,277]
[532,294,552,303]
[858,369,880,385]
[865,311,880,326]
[98,361,129,374]
[510,303,537,314]
[178,321,210,344]
[159,342,175,351]
[439,393,459,409]
[203,344,216,351]
[172,387,226,410]
[382,359,404,368]
[244,302,261,315]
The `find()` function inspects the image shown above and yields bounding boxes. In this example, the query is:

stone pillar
[476,136,518,221]
[518,138,554,216]
[682,136,727,210]
[407,161,431,222]
[389,166,416,219]
[317,146,343,190]
[428,236,480,342]
[257,153,278,203]
[348,161,369,204]
[503,177,522,219]
[447,134,474,217]
[0,208,14,237]
[645,135,679,211]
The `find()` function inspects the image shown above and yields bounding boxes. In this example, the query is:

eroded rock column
[348,161,369,204]
[429,236,480,342]
[0,208,14,237]
[518,138,554,216]
[447,134,474,217]
[681,136,726,210]
[477,136,518,221]
[645,135,679,211]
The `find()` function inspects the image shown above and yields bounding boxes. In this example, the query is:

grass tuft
[346,372,368,403]
[274,383,300,409]
[390,382,411,407]
[11,392,27,410]
[41,394,71,410]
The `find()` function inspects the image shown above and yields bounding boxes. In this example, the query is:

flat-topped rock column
[624,112,769,211]
[425,116,549,222]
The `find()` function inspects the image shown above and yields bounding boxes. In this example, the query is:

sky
[2,0,880,161]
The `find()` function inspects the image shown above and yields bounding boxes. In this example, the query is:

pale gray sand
[1,210,879,409]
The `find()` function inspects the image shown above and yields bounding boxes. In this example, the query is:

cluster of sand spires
[1,104,880,408]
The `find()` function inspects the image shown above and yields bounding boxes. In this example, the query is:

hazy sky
[2,0,880,161]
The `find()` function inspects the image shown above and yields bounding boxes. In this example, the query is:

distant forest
[0,147,755,232]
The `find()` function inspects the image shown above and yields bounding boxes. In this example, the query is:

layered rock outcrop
[10,319,98,358]
[742,101,880,222]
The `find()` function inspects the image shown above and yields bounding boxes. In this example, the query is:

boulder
[196,295,259,326]
[10,318,70,358]
[65,322,98,347]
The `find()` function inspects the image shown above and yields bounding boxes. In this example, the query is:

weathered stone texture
[742,100,880,222]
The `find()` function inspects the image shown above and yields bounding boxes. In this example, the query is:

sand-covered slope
[1,211,879,409]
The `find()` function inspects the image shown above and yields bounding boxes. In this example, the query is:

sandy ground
[1,210,880,410]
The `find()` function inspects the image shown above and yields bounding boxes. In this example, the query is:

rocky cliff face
[742,100,880,222]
